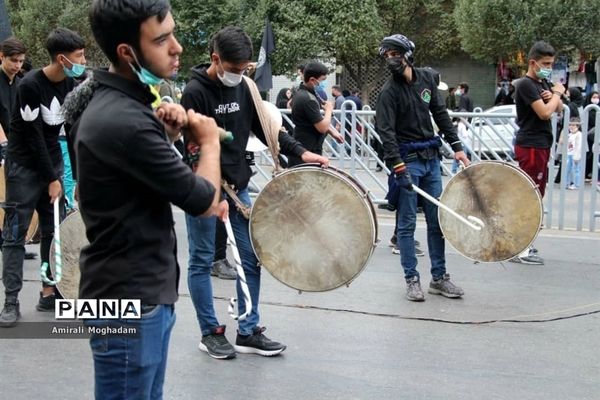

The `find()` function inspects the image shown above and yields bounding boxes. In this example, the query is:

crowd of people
[0,0,598,398]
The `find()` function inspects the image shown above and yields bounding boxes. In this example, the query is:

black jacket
[69,70,216,305]
[376,67,463,166]
[182,64,306,189]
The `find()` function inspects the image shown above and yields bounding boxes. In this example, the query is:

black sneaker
[392,241,425,257]
[198,325,236,360]
[0,301,21,327]
[234,326,286,357]
[24,251,38,260]
[36,291,56,312]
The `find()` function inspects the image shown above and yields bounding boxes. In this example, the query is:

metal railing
[250,101,600,232]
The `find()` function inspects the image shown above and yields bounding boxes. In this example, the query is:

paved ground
[0,205,598,399]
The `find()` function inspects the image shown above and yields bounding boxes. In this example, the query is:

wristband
[552,90,563,97]
[393,162,406,174]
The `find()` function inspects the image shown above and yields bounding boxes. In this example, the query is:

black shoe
[0,301,21,327]
[234,326,286,356]
[24,252,37,260]
[198,325,236,360]
[36,291,56,312]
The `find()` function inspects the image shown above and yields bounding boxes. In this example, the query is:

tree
[7,0,105,68]
[455,0,600,66]
[242,0,460,102]
[170,0,242,79]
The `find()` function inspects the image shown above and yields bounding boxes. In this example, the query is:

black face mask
[386,57,406,76]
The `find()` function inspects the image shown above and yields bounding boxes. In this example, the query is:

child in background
[565,117,582,189]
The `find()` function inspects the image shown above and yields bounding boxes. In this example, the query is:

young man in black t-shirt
[289,61,344,166]
[0,28,86,327]
[511,41,565,265]
[0,37,37,261]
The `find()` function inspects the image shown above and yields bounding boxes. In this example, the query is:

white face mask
[591,98,599,105]
[217,62,243,87]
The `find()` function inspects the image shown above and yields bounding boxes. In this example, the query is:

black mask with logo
[387,57,407,76]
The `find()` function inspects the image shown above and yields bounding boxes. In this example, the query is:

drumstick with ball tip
[223,217,252,321]
[411,184,485,231]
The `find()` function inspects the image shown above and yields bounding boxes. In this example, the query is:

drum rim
[439,161,543,263]
[50,210,86,299]
[249,165,378,291]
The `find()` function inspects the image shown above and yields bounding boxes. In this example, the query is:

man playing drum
[376,34,470,302]
[68,0,222,397]
[0,28,86,326]
[182,26,328,359]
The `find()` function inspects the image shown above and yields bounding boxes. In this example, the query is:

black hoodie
[182,64,306,189]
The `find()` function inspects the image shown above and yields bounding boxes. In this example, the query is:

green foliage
[241,0,331,77]
[7,0,104,68]
[455,0,600,65]
[171,0,241,77]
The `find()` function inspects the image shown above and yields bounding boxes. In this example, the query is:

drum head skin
[50,210,88,299]
[439,162,542,262]
[250,166,377,292]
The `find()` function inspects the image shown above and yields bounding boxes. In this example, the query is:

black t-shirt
[291,83,325,153]
[0,68,20,135]
[515,76,553,148]
[8,69,74,182]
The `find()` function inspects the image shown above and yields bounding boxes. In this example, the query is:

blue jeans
[186,188,261,336]
[396,157,446,281]
[566,155,581,188]
[85,305,176,400]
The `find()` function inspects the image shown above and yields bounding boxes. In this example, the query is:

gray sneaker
[405,276,425,302]
[428,274,464,298]
[509,249,544,265]
[211,259,237,280]
[0,301,21,328]
[198,325,236,360]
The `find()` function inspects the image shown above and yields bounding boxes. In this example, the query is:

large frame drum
[50,210,88,299]
[250,165,378,292]
[439,161,543,262]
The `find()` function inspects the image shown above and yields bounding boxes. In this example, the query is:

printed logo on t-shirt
[41,97,65,126]
[215,102,240,115]
[20,105,39,122]
[420,89,431,104]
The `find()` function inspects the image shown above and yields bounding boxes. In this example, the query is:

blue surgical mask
[318,80,328,90]
[128,46,164,86]
[535,61,552,80]
[61,56,86,78]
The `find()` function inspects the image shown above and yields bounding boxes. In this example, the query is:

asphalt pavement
[0,205,598,399]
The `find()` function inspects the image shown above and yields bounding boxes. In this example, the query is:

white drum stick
[223,217,252,321]
[411,184,484,231]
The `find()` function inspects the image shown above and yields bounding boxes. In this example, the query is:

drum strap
[221,180,252,220]
[242,76,283,174]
